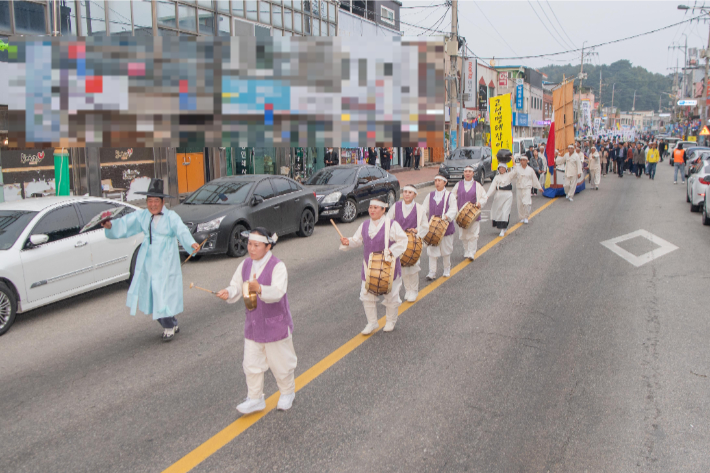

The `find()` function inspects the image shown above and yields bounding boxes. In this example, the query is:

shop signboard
[516,80,524,110]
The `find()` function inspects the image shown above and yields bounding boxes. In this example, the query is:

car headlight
[197,216,225,233]
[321,192,342,205]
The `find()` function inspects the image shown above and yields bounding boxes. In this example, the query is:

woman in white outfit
[422,175,457,280]
[486,161,515,237]
[451,165,487,261]
[509,155,543,224]
[586,146,601,190]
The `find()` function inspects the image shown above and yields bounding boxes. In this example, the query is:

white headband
[434,175,448,182]
[242,231,279,245]
[369,199,387,208]
[497,162,508,169]
[402,185,418,194]
[464,165,475,171]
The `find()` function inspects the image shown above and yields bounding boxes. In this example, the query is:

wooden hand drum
[242,282,258,310]
[455,202,481,230]
[423,216,447,247]
[365,252,394,296]
[400,230,423,267]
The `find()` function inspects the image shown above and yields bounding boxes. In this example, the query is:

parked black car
[172,175,318,258]
[439,146,496,185]
[303,165,400,223]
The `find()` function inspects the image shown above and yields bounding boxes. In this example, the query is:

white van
[513,137,535,162]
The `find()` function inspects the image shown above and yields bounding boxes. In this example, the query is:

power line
[469,1,526,65]
[479,14,706,60]
[417,5,450,36]
[400,3,447,9]
[526,1,571,51]
[535,0,575,50]
[544,0,577,49]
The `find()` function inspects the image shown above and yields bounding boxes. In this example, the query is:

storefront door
[177,153,205,194]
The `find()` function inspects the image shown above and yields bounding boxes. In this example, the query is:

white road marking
[600,229,678,268]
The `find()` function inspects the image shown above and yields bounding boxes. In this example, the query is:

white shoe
[237,396,266,414]
[499,230,505,237]
[568,198,573,202]
[406,292,418,302]
[361,323,379,335]
[523,219,528,224]
[383,321,396,332]
[674,181,677,184]
[442,269,451,277]
[426,273,436,281]
[277,393,295,411]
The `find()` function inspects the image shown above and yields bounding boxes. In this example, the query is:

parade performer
[509,155,543,224]
[422,175,457,280]
[102,179,198,342]
[451,166,487,260]
[340,200,408,333]
[215,228,297,414]
[586,146,601,190]
[486,157,515,237]
[555,144,583,201]
[387,186,428,302]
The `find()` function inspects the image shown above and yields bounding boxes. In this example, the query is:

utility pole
[577,42,585,135]
[598,68,603,130]
[632,90,636,132]
[704,16,710,131]
[611,83,615,128]
[458,38,465,148]
[447,0,459,154]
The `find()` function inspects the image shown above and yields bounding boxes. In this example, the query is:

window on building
[329,23,335,36]
[245,0,257,20]
[232,0,244,17]
[313,17,319,35]
[259,1,270,24]
[216,0,230,14]
[80,0,107,36]
[284,8,292,30]
[0,1,10,32]
[178,4,197,31]
[133,0,153,36]
[328,1,335,22]
[49,0,78,35]
[293,11,301,33]
[272,5,282,28]
[217,14,230,35]
[108,1,132,36]
[157,1,177,28]
[381,5,394,25]
[14,0,47,35]
[197,0,214,8]
[198,9,214,34]
[293,0,302,11]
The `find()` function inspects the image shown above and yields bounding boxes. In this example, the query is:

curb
[413,180,434,189]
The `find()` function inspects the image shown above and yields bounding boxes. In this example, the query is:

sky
[399,0,708,76]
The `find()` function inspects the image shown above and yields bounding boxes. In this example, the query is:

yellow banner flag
[489,93,513,171]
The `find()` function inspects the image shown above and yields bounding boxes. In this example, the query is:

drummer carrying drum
[451,165,488,261]
[387,185,429,302]
[340,199,409,334]
[422,175,458,280]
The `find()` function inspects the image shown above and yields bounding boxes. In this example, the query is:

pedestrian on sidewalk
[633,142,645,178]
[216,228,298,414]
[452,166,487,261]
[673,143,686,184]
[556,144,583,201]
[404,147,413,168]
[413,147,421,170]
[340,200,408,333]
[324,148,338,167]
[367,147,377,166]
[659,139,667,162]
[616,142,626,178]
[510,155,543,223]
[486,151,515,237]
[647,141,660,180]
[423,175,457,279]
[387,186,428,301]
[381,147,391,171]
[586,145,601,190]
[101,179,199,342]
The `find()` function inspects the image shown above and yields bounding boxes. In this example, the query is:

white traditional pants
[360,277,402,325]
[401,265,420,297]
[426,234,453,276]
[563,176,577,199]
[243,332,298,400]
[516,187,533,220]
[590,168,600,187]
[458,220,480,259]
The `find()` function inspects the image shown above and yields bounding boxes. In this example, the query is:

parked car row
[439,146,496,185]
[0,165,400,335]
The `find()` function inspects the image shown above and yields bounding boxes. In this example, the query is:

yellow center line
[163,197,559,473]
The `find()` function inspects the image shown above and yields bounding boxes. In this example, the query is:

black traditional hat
[496,149,513,164]
[136,178,171,198]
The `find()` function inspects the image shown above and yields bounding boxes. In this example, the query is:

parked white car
[687,159,710,212]
[0,197,143,335]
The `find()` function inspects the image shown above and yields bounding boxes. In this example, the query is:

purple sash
[241,256,293,343]
[428,192,455,236]
[360,219,402,282]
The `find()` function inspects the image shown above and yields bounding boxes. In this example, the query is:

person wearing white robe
[387,186,428,302]
[422,175,458,280]
[486,162,515,237]
[509,155,543,224]
[555,144,583,201]
[586,146,601,190]
[340,200,409,333]
[451,166,487,261]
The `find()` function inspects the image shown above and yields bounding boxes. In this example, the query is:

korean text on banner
[489,93,513,171]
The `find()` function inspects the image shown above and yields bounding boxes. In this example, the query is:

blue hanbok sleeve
[105,210,144,240]
[171,212,197,250]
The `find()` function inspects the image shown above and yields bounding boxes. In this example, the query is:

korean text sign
[489,93,513,170]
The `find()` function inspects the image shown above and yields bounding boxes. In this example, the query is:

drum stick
[189,282,216,294]
[330,219,345,240]
[182,237,209,266]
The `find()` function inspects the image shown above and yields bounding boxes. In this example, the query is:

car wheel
[703,201,710,225]
[227,223,249,257]
[687,184,691,203]
[340,199,358,223]
[475,169,484,184]
[386,190,396,207]
[0,282,18,336]
[128,247,139,285]
[297,208,315,237]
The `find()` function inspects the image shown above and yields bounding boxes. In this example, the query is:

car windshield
[184,181,253,204]
[0,210,38,250]
[305,168,357,185]
[448,148,482,160]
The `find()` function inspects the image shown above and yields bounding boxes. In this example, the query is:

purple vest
[428,192,455,236]
[393,201,418,231]
[241,256,293,343]
[360,220,402,282]
[457,181,481,222]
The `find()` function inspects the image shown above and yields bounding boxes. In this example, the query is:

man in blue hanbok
[102,179,199,342]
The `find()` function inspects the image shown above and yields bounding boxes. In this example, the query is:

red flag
[545,122,556,167]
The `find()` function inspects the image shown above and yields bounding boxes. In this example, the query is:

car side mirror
[358,178,368,186]
[29,234,49,246]
[251,195,265,206]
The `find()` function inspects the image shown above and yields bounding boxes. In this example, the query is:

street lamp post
[680,4,710,144]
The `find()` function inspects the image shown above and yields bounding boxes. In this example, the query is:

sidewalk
[392,165,439,189]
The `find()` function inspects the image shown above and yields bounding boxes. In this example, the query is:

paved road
[2,163,710,472]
